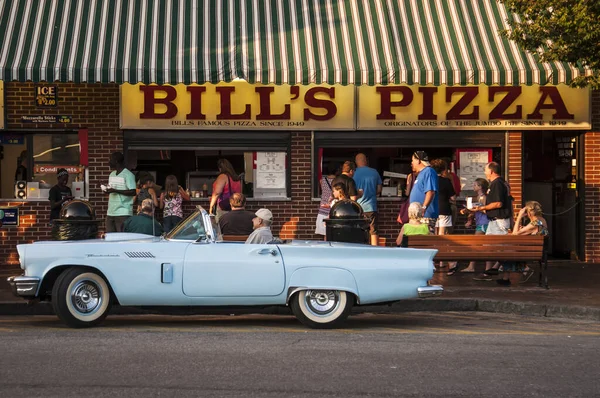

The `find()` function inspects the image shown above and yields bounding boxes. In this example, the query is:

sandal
[520,268,535,284]
[460,268,475,273]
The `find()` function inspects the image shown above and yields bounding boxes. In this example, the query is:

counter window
[0,132,82,199]
[124,131,291,200]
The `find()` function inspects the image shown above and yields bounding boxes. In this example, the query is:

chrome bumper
[7,276,40,298]
[417,285,443,298]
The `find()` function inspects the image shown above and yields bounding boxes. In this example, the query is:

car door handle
[258,248,278,256]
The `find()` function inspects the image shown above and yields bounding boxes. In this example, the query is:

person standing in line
[209,158,242,222]
[331,161,359,201]
[409,151,439,233]
[471,162,512,281]
[123,198,163,236]
[160,175,190,233]
[354,153,382,246]
[459,178,492,273]
[442,158,462,233]
[315,163,337,237]
[48,168,73,222]
[104,151,137,233]
[135,174,159,214]
[430,159,457,273]
[219,193,255,236]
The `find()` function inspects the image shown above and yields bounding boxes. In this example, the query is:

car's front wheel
[51,268,112,328]
[291,289,353,329]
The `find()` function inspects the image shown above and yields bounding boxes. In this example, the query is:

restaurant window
[124,131,291,199]
[312,132,504,199]
[0,132,81,199]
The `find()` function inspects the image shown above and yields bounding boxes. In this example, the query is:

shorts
[475,224,489,233]
[315,213,327,235]
[421,217,438,234]
[435,215,452,228]
[486,218,510,235]
[363,211,378,235]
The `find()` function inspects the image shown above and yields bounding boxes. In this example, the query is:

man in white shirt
[245,208,274,244]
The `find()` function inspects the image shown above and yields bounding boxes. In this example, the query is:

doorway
[522,131,581,259]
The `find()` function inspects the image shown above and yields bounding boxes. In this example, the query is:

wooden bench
[222,234,249,242]
[405,235,549,288]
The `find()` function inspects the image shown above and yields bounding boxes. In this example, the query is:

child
[456,178,492,274]
[396,202,431,247]
[330,182,349,208]
[160,175,190,233]
[135,174,159,215]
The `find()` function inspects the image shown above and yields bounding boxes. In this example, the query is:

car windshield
[165,210,207,241]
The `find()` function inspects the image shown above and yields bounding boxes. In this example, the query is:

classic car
[8,207,442,329]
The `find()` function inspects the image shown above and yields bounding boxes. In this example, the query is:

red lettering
[418,87,438,120]
[376,86,413,120]
[216,87,251,120]
[139,85,178,119]
[186,86,207,120]
[527,86,574,120]
[255,87,291,120]
[445,87,479,120]
[488,87,522,119]
[303,87,337,121]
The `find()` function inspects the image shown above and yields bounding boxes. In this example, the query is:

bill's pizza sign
[358,84,590,130]
[120,82,590,130]
[120,82,355,130]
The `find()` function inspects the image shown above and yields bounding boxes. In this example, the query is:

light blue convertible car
[8,207,442,329]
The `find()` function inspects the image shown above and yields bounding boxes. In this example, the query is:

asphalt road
[1,312,599,397]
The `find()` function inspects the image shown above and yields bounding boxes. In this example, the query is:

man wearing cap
[123,198,163,236]
[49,168,73,221]
[409,151,439,232]
[245,208,274,244]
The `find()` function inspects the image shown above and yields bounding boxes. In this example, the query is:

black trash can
[325,200,369,244]
[51,200,100,241]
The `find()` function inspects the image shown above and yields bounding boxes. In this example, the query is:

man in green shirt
[123,199,163,236]
[104,152,136,232]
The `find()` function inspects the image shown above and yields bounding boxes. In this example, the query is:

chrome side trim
[7,276,41,298]
[417,285,443,298]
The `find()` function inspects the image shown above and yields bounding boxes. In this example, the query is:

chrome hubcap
[71,279,102,314]
[304,290,340,316]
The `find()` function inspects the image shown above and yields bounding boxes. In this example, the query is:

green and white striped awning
[0,0,593,86]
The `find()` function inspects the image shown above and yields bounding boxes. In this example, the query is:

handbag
[217,177,233,211]
[397,173,415,224]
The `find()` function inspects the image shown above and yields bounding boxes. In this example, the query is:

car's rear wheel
[291,289,353,329]
[51,268,112,328]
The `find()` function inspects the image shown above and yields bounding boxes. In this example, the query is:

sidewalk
[2,261,600,321]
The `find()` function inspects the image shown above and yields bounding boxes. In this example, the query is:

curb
[1,298,600,322]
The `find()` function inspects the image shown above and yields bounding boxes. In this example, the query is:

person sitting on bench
[396,202,431,247]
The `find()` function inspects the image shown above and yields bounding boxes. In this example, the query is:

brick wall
[507,132,523,208]
[584,90,600,262]
[0,82,122,265]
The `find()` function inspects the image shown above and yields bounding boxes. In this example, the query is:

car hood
[30,233,159,245]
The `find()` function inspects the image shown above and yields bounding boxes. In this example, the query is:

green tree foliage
[500,0,600,88]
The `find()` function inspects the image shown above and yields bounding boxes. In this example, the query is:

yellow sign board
[358,84,590,130]
[120,82,355,130]
[0,80,4,130]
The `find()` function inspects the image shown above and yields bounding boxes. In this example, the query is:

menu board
[457,149,492,192]
[255,152,286,190]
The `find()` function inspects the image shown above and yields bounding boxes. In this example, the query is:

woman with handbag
[209,159,242,222]
[397,172,415,224]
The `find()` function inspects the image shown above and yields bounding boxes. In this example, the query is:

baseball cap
[255,208,273,222]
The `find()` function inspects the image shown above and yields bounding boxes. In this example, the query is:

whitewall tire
[291,289,353,329]
[52,268,112,328]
